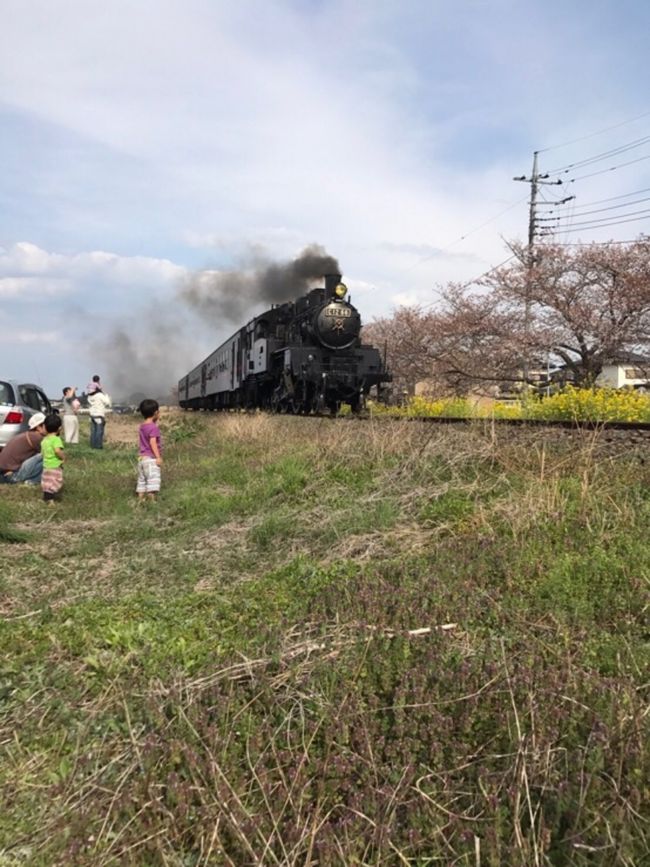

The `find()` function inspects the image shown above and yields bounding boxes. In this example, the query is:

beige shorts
[136,457,161,493]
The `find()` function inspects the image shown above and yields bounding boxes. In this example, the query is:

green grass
[0,413,648,865]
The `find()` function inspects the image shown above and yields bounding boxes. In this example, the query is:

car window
[0,381,14,405]
[20,387,43,411]
[35,390,51,412]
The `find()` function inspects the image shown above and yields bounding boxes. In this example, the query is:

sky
[1,0,650,399]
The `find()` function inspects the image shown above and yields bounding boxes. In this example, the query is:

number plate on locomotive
[324,306,352,318]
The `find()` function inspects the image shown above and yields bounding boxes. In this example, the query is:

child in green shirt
[41,414,65,503]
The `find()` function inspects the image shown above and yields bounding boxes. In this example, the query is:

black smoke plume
[180,244,341,325]
[93,245,341,402]
[95,317,198,405]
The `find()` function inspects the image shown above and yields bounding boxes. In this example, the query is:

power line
[546,207,650,228]
[569,186,650,208]
[401,194,528,274]
[421,254,517,310]
[540,213,650,234]
[545,135,650,176]
[563,153,650,183]
[537,196,650,220]
[537,109,650,153]
[458,254,517,288]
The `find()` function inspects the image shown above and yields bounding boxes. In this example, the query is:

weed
[0,500,28,543]
[0,415,647,864]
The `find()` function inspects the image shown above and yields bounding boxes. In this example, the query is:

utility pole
[513,151,562,385]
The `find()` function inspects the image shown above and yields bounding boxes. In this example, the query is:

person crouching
[0,412,47,485]
[136,399,162,501]
[41,413,65,503]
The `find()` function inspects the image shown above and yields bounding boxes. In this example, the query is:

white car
[0,380,52,449]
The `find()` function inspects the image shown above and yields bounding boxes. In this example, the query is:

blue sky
[1,0,649,398]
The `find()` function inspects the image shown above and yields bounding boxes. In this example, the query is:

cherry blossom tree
[367,239,650,392]
[362,306,441,395]
[483,239,650,385]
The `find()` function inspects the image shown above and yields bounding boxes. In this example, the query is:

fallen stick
[364,623,458,638]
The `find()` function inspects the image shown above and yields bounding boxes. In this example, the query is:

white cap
[28,412,46,430]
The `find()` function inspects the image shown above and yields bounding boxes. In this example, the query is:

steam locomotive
[178,274,390,414]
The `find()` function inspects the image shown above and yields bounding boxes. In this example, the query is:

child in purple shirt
[136,399,162,500]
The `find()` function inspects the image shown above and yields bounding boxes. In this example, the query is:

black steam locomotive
[178,274,390,414]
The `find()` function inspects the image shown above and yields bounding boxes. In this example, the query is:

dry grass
[0,413,648,865]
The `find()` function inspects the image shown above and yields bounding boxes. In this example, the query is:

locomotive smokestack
[324,273,343,297]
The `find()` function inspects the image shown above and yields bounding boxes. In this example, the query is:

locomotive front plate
[323,306,352,318]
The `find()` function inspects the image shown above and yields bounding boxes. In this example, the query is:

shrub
[374,387,650,422]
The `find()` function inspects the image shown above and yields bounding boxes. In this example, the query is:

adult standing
[62,386,80,444]
[0,412,47,484]
[88,388,112,449]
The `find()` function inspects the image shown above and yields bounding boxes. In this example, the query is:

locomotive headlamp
[334,282,348,299]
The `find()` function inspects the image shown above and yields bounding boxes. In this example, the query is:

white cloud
[344,279,376,297]
[0,276,73,298]
[0,243,187,299]
[9,330,60,345]
[391,291,421,308]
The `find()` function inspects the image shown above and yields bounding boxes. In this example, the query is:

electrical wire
[536,110,650,153]
[567,186,650,208]
[538,196,650,220]
[544,207,650,228]
[420,254,518,309]
[401,195,528,274]
[563,153,650,183]
[539,213,650,234]
[545,135,650,176]
[536,189,650,211]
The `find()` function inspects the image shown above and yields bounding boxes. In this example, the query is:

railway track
[348,415,650,432]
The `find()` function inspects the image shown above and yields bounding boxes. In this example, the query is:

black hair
[139,399,159,419]
[44,413,62,434]
[92,375,101,382]
[62,386,72,396]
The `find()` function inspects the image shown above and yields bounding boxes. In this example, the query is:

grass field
[1,412,648,866]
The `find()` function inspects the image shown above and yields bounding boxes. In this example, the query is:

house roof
[602,351,650,366]
[553,350,650,371]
